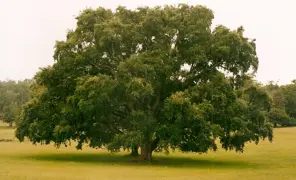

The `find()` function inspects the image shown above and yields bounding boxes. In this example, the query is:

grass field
[1,122,296,180]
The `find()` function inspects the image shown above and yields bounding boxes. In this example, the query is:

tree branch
[112,110,128,119]
[152,87,161,112]
[151,137,160,152]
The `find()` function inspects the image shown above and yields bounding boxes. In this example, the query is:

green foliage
[0,80,31,126]
[268,107,290,127]
[264,81,296,127]
[281,82,296,118]
[16,4,272,160]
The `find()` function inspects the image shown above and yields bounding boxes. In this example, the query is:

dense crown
[16,4,272,160]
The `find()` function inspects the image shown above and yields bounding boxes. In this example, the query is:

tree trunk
[141,144,152,161]
[9,122,13,127]
[130,145,139,156]
[140,138,159,161]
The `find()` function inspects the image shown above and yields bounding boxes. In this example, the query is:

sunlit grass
[1,122,296,180]
[0,122,13,129]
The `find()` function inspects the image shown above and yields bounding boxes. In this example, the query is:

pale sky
[0,0,294,84]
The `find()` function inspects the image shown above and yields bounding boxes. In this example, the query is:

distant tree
[268,107,290,127]
[16,4,273,161]
[0,80,31,127]
[281,82,296,119]
[3,103,21,127]
[263,80,296,127]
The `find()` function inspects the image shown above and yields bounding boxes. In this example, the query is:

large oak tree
[16,4,273,161]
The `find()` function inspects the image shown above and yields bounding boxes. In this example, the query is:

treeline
[1,78,296,128]
[265,81,296,127]
[0,80,31,126]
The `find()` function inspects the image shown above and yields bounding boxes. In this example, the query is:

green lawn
[1,122,296,180]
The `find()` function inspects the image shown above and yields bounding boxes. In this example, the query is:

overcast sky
[0,0,293,84]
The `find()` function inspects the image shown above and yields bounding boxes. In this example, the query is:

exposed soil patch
[0,139,13,142]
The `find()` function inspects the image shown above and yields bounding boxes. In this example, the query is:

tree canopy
[16,4,273,161]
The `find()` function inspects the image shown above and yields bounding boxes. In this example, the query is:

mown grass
[1,122,296,180]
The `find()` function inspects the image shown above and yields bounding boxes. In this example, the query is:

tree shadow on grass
[21,152,261,169]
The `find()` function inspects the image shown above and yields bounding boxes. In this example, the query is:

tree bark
[140,138,159,161]
[151,137,160,152]
[141,143,152,161]
[9,122,12,127]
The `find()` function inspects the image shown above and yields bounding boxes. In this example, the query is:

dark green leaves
[16,4,273,159]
